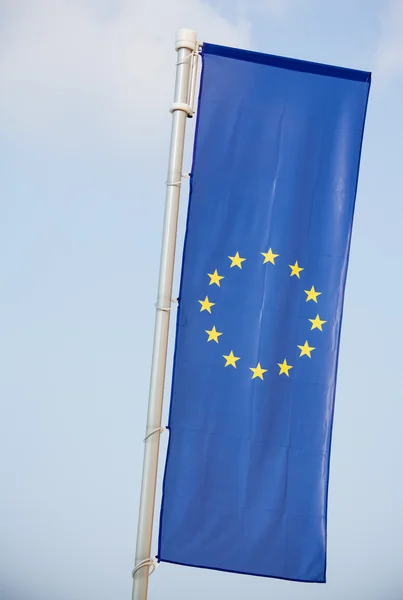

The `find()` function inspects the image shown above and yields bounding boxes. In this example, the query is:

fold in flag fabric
[158,43,371,583]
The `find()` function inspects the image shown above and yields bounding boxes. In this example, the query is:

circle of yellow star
[298,341,315,358]
[198,296,215,313]
[205,326,222,343]
[228,252,246,269]
[304,286,321,303]
[208,269,224,287]
[250,362,267,380]
[289,261,304,278]
[223,351,240,368]
[261,248,279,265]
[309,314,326,331]
[278,359,293,376]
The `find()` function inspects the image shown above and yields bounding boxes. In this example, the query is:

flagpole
[131,28,197,600]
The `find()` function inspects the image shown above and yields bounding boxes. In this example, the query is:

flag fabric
[158,43,370,583]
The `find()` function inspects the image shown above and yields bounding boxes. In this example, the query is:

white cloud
[375,0,403,81]
[0,0,250,149]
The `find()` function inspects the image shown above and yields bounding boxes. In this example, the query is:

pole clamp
[166,173,190,188]
[170,102,193,116]
[144,426,167,442]
[155,298,179,313]
[175,40,196,52]
[132,557,159,578]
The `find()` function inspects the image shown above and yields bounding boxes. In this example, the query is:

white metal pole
[131,29,197,600]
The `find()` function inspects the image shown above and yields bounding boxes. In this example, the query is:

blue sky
[0,1,402,599]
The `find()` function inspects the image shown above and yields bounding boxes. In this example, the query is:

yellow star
[205,326,222,343]
[261,248,279,265]
[250,362,267,380]
[198,296,215,313]
[223,351,240,368]
[228,252,246,269]
[208,269,224,287]
[309,314,327,331]
[278,359,293,376]
[298,341,315,358]
[304,286,321,303]
[289,261,304,278]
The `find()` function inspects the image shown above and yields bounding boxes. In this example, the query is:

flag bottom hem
[157,556,326,584]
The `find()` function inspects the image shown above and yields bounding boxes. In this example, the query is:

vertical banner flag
[158,44,371,583]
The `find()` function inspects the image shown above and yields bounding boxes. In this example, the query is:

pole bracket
[169,102,193,116]
[132,557,159,578]
[144,426,167,442]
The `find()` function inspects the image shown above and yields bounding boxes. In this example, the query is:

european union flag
[158,44,371,583]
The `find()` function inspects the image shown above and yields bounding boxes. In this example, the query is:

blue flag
[158,44,370,583]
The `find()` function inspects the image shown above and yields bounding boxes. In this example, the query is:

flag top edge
[202,42,371,84]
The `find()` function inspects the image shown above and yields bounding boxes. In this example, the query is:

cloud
[0,0,250,149]
[375,0,403,81]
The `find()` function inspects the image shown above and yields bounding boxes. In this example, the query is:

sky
[0,0,402,599]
